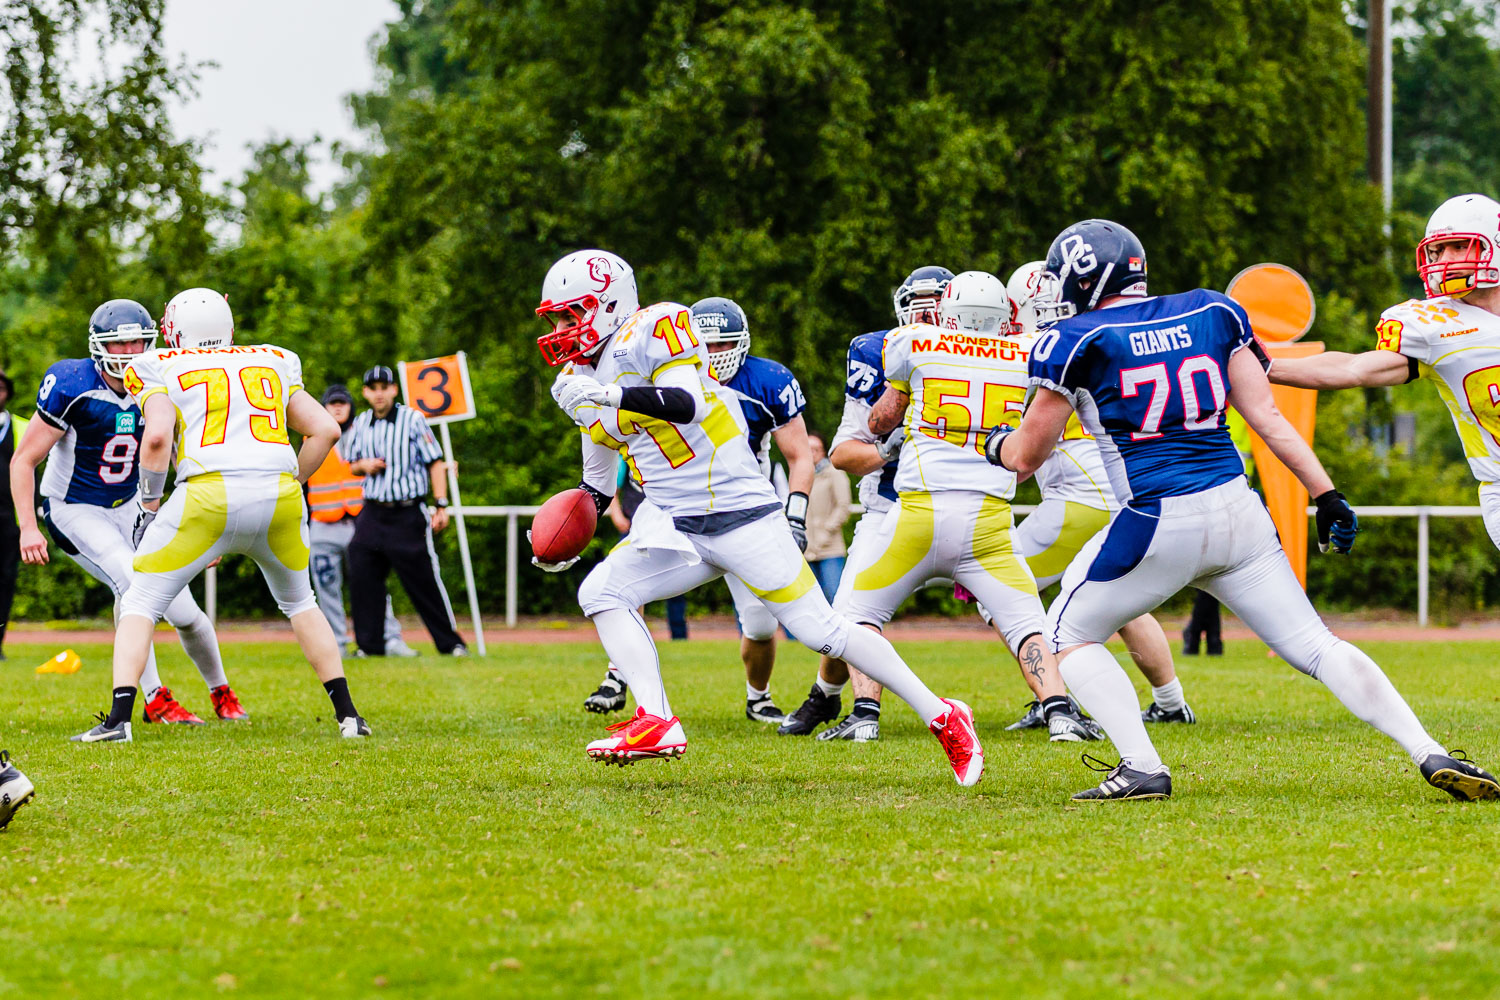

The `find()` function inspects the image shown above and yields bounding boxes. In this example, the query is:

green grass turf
[3,636,1499,998]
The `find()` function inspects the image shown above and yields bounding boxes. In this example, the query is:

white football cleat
[0,751,35,830]
[587,707,686,765]
[339,715,372,738]
[70,716,132,743]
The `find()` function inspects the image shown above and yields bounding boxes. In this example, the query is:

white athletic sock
[1313,640,1445,764]
[1059,643,1164,772]
[140,647,163,702]
[747,682,768,700]
[592,609,670,718]
[1151,678,1185,712]
[178,613,228,690]
[814,676,844,697]
[839,625,947,724]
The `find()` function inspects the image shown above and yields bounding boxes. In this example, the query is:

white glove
[130,499,158,549]
[526,529,580,573]
[554,373,623,414]
[875,430,904,462]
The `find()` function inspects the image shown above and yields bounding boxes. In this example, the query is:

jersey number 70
[1119,356,1227,440]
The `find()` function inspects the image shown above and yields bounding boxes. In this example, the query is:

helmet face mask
[536,250,639,367]
[689,296,750,382]
[1416,195,1500,299]
[88,299,158,379]
[893,266,955,326]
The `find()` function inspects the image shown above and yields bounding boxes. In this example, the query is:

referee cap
[363,365,396,386]
[321,383,354,405]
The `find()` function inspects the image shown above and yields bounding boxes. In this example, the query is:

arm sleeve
[580,432,618,496]
[411,412,445,464]
[628,361,711,423]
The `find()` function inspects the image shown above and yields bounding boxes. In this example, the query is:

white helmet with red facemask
[535,250,641,366]
[1004,261,1047,338]
[1417,194,1500,299]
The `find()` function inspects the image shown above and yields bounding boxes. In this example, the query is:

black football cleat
[1141,701,1197,724]
[816,714,880,742]
[745,694,787,724]
[1420,751,1500,802]
[71,713,132,744]
[777,684,842,736]
[583,673,628,714]
[1047,707,1105,742]
[1071,755,1171,802]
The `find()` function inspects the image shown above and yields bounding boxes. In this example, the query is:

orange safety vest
[307,449,365,523]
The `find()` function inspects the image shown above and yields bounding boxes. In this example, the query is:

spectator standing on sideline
[306,383,416,658]
[342,366,468,657]
[0,369,27,660]
[802,433,850,601]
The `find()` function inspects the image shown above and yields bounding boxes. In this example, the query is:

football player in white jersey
[535,250,983,785]
[71,289,370,743]
[1270,194,1500,552]
[1001,262,1192,730]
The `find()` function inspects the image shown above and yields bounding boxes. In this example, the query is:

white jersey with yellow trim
[123,344,302,478]
[882,322,1030,499]
[1374,296,1500,484]
[560,301,778,518]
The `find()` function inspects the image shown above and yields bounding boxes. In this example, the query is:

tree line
[4,0,1499,621]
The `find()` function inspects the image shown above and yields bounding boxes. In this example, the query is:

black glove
[983,425,1014,469]
[785,491,809,553]
[1314,489,1358,554]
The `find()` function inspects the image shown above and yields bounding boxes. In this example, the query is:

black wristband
[785,491,809,525]
[579,482,612,517]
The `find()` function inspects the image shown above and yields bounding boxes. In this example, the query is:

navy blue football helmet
[690,296,750,382]
[893,265,955,325]
[1037,219,1148,324]
[87,298,158,379]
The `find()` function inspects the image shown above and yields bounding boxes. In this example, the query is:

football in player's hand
[531,488,598,564]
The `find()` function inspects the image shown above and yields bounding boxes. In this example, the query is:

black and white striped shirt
[340,403,445,502]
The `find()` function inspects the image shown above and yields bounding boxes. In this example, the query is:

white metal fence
[203,504,1482,632]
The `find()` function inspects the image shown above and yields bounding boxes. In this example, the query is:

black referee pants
[347,504,464,655]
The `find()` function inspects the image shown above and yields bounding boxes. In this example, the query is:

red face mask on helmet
[535,250,640,366]
[1416,194,1500,299]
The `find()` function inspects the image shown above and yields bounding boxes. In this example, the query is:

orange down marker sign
[397,352,477,425]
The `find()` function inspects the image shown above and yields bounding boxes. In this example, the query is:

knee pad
[277,593,319,619]
[736,599,779,642]
[777,594,851,659]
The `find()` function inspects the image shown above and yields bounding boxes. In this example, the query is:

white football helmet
[936,271,1012,335]
[1417,194,1500,298]
[535,250,641,366]
[162,288,234,348]
[1004,261,1048,338]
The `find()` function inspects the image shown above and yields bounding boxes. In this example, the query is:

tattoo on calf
[1022,641,1046,681]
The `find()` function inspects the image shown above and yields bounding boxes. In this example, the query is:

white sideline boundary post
[202,504,1484,631]
[441,422,486,655]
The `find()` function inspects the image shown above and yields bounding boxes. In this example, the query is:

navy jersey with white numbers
[1028,289,1252,505]
[33,359,142,507]
[845,331,899,503]
[725,354,806,475]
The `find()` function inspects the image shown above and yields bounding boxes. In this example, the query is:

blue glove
[983,425,1015,469]
[1314,489,1358,554]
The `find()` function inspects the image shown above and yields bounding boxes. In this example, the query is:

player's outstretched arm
[286,390,341,483]
[1268,350,1410,390]
[1227,348,1335,496]
[8,418,65,565]
[986,388,1070,477]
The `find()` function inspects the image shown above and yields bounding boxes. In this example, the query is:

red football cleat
[141,688,206,725]
[586,707,686,765]
[929,698,984,787]
[210,685,248,721]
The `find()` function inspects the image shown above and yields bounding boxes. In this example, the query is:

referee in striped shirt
[342,366,468,656]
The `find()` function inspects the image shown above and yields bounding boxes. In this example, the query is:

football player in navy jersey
[8,299,243,728]
[986,219,1499,803]
[580,295,815,724]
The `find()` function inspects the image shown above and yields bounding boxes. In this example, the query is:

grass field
[4,635,1500,998]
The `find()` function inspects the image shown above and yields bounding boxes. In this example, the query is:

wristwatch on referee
[434,498,451,508]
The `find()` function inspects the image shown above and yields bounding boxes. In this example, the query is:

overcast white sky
[163,0,398,192]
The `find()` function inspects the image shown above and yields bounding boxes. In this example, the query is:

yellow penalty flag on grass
[36,649,82,675]
[1227,263,1321,589]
